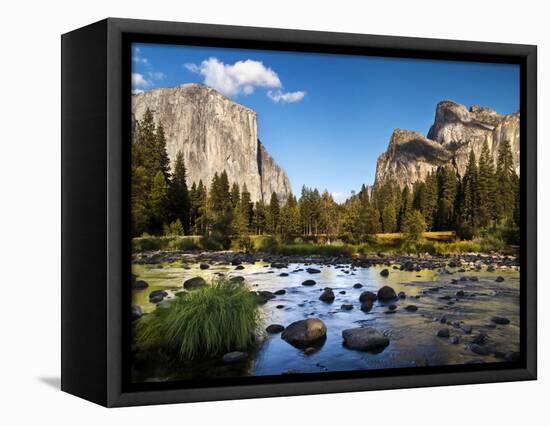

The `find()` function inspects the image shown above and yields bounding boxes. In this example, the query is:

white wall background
[0,0,546,423]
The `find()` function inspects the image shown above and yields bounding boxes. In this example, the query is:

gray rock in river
[319,288,335,303]
[306,268,321,274]
[183,276,207,289]
[131,305,143,321]
[222,351,248,364]
[274,289,286,295]
[360,300,374,312]
[353,283,363,289]
[380,268,390,277]
[491,316,510,325]
[377,285,397,301]
[469,344,490,356]
[302,279,316,286]
[199,263,210,270]
[266,324,285,334]
[149,289,168,304]
[405,305,418,312]
[133,280,149,290]
[437,328,450,338]
[341,304,354,311]
[281,318,327,348]
[359,291,377,303]
[342,327,389,351]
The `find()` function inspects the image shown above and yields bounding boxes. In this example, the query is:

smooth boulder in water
[359,291,377,303]
[360,299,373,312]
[380,268,390,277]
[377,285,397,301]
[222,351,248,364]
[302,279,316,286]
[437,328,450,338]
[133,280,149,290]
[342,327,389,351]
[491,316,510,325]
[266,324,285,334]
[319,288,335,303]
[131,305,143,321]
[281,318,327,348]
[149,289,168,304]
[183,276,206,289]
[306,267,321,274]
[199,263,210,270]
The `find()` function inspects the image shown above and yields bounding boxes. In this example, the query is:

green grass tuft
[135,279,261,360]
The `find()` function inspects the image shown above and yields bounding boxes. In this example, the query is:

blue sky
[132,43,520,203]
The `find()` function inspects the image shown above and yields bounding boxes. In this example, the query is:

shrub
[480,234,505,252]
[132,236,199,252]
[163,219,184,236]
[255,235,279,253]
[200,235,225,251]
[402,210,427,242]
[275,243,352,257]
[136,279,261,360]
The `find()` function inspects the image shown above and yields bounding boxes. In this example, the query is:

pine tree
[252,201,267,235]
[194,180,207,235]
[269,192,280,234]
[398,186,413,231]
[189,182,198,232]
[477,141,497,227]
[131,165,150,236]
[170,151,191,233]
[240,184,253,231]
[150,171,169,233]
[461,150,478,227]
[402,209,426,241]
[206,171,233,249]
[495,140,517,224]
[319,190,338,242]
[436,165,457,230]
[230,182,241,210]
[364,205,381,235]
[155,123,171,180]
[381,203,397,233]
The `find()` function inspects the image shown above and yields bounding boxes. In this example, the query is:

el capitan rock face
[132,83,291,202]
[375,100,519,188]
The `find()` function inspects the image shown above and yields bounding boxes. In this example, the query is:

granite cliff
[132,83,292,202]
[375,100,520,188]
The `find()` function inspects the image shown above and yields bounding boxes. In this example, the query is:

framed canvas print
[61,18,537,407]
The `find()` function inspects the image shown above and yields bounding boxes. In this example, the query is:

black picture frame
[61,17,537,407]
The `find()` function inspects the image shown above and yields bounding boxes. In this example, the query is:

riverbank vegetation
[135,279,261,360]
[132,110,519,254]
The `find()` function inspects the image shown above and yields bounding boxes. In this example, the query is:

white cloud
[148,71,166,81]
[132,47,149,65]
[132,89,144,94]
[132,73,150,88]
[267,90,307,104]
[184,63,200,73]
[184,57,282,97]
[331,192,349,204]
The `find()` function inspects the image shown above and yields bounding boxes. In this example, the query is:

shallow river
[132,260,520,381]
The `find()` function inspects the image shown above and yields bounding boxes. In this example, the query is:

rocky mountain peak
[132,85,291,203]
[375,100,520,189]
